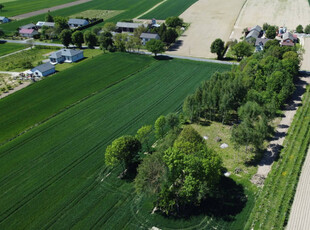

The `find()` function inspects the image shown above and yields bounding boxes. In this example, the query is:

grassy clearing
[0,58,231,229]
[1,0,162,34]
[0,0,76,17]
[140,0,198,20]
[0,43,26,57]
[70,10,124,20]
[245,87,310,229]
[0,53,154,144]
[0,47,55,71]
[54,49,102,72]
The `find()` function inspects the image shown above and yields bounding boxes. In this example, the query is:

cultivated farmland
[230,0,310,40]
[0,58,232,229]
[166,0,246,59]
[0,43,26,57]
[139,0,198,20]
[0,53,154,144]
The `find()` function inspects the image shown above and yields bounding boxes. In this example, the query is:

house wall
[72,53,84,62]
[42,68,55,77]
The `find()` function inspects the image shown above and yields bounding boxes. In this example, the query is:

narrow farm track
[0,59,230,229]
[287,146,310,229]
[10,0,93,20]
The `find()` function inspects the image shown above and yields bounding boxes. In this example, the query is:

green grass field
[0,43,26,56]
[1,0,162,34]
[139,0,198,20]
[0,53,154,144]
[245,87,310,229]
[0,56,233,229]
[0,0,76,17]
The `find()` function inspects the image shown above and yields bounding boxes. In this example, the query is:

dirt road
[166,0,246,59]
[231,0,310,40]
[287,146,310,229]
[11,0,92,20]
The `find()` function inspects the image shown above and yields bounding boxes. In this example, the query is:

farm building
[116,22,144,32]
[36,21,55,28]
[246,25,263,42]
[255,38,271,52]
[140,33,160,45]
[20,23,37,30]
[49,49,84,64]
[19,29,39,38]
[31,62,55,77]
[68,19,89,28]
[0,16,10,23]
[280,32,297,47]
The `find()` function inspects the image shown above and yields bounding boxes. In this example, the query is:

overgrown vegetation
[245,86,310,229]
[0,42,26,57]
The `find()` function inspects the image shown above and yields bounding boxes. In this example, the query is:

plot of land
[139,0,198,20]
[231,0,310,40]
[166,0,246,59]
[301,38,310,71]
[70,9,123,20]
[0,57,233,229]
[0,43,26,57]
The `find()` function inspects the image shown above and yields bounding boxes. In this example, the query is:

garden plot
[231,0,310,40]
[70,10,124,20]
[166,0,245,59]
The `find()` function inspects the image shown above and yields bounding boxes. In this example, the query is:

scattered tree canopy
[165,16,183,28]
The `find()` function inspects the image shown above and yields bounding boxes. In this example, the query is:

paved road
[1,39,237,65]
[10,0,92,20]
[287,145,310,230]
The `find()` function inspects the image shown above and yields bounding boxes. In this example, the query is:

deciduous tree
[71,31,84,48]
[84,31,97,48]
[146,39,165,56]
[210,38,225,59]
[136,125,153,152]
[155,115,166,139]
[59,29,72,48]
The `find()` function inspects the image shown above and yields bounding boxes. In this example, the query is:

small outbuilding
[246,25,263,42]
[31,62,55,77]
[68,18,89,28]
[140,33,160,45]
[19,29,39,38]
[0,16,10,23]
[255,38,271,52]
[49,49,84,64]
[36,21,55,28]
[116,22,144,32]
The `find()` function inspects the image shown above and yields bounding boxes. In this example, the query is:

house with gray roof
[36,21,55,28]
[31,63,55,77]
[49,49,84,64]
[20,23,37,30]
[246,25,263,43]
[255,38,271,52]
[0,16,10,23]
[116,22,144,32]
[68,19,89,28]
[140,33,160,45]
[280,32,297,47]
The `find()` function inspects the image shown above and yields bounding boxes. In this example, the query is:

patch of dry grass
[70,10,124,20]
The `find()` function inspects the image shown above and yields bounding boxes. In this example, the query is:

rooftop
[68,18,88,25]
[32,62,55,73]
[50,49,83,58]
[116,22,143,29]
[140,33,159,39]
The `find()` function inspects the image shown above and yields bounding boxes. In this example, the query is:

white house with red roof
[19,28,39,38]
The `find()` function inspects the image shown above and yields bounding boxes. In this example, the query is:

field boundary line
[229,0,248,40]
[135,0,167,20]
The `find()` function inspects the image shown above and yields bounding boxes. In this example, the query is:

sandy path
[135,0,167,20]
[287,146,310,229]
[251,74,310,185]
[301,38,310,72]
[10,0,92,20]
[231,0,310,40]
[166,0,246,59]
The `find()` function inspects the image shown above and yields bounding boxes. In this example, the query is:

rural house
[280,32,297,47]
[19,29,39,38]
[0,16,10,23]
[49,49,84,64]
[31,62,55,77]
[255,38,271,52]
[68,19,89,28]
[20,23,37,30]
[36,21,55,28]
[246,25,263,42]
[116,22,144,32]
[140,33,160,45]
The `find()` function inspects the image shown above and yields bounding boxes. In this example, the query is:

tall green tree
[146,39,165,56]
[162,28,178,44]
[155,115,166,139]
[45,13,54,22]
[103,22,116,32]
[105,135,141,170]
[210,38,225,59]
[114,33,127,52]
[71,31,84,48]
[265,26,277,39]
[232,41,252,60]
[54,16,69,31]
[296,24,304,33]
[84,31,97,48]
[305,24,310,34]
[165,16,183,28]
[136,125,153,152]
[59,29,72,48]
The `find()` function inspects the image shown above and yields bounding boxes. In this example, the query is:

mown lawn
[1,0,162,34]
[139,0,198,20]
[0,57,232,229]
[0,53,155,144]
[0,0,76,17]
[0,42,26,57]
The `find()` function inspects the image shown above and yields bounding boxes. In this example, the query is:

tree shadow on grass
[154,55,173,61]
[163,176,247,222]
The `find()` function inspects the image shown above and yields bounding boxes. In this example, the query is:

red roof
[19,28,35,34]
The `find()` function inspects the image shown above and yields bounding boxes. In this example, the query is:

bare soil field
[301,38,310,71]
[231,0,310,40]
[166,0,246,59]
[287,146,310,229]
